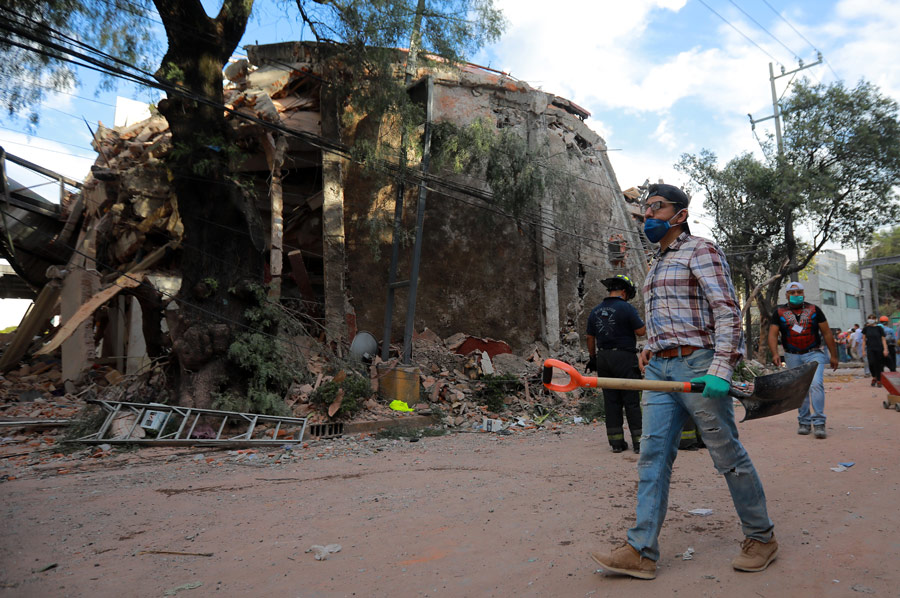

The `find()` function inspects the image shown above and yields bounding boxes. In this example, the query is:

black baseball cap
[646,183,690,209]
[646,183,691,233]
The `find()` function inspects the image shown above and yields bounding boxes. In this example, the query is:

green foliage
[298,0,506,208]
[217,284,300,416]
[0,0,160,127]
[60,404,108,451]
[309,374,372,417]
[432,118,583,224]
[476,374,521,412]
[732,359,765,384]
[677,78,900,354]
[0,325,17,334]
[168,135,248,177]
[576,388,605,422]
[780,79,900,248]
[202,277,219,292]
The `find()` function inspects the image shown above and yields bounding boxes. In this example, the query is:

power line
[0,9,660,266]
[760,0,842,81]
[0,132,96,160]
[0,125,96,156]
[695,0,782,65]
[727,0,799,61]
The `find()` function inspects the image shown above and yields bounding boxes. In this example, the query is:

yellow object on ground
[389,400,415,412]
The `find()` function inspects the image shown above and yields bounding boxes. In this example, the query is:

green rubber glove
[690,374,732,399]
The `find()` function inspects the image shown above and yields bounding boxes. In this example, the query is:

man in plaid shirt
[591,184,778,580]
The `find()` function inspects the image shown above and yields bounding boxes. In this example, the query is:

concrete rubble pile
[2,42,643,476]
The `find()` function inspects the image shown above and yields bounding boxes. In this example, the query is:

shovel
[541,358,818,422]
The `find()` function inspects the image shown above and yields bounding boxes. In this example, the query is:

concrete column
[126,296,150,375]
[320,92,347,344]
[60,268,98,382]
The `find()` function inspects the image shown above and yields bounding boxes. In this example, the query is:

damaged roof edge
[243,42,590,121]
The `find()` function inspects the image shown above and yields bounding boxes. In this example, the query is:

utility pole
[381,0,433,363]
[749,53,823,282]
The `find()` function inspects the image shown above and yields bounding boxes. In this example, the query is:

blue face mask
[788,295,804,306]
[643,210,684,243]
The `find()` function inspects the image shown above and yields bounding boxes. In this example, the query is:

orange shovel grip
[542,358,597,392]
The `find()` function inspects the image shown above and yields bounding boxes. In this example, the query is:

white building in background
[786,250,863,332]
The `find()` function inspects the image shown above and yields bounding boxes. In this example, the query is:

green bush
[577,388,606,422]
[309,374,371,418]
[476,374,522,413]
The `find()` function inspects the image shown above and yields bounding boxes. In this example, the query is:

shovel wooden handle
[542,358,700,394]
[542,359,752,400]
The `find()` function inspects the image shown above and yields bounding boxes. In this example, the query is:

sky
[1,0,899,326]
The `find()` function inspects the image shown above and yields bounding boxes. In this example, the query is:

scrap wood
[35,274,142,356]
[0,285,61,372]
[0,419,72,429]
[327,388,344,418]
[138,550,214,557]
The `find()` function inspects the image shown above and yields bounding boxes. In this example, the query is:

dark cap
[646,183,690,209]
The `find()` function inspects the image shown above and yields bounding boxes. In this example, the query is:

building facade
[790,250,863,332]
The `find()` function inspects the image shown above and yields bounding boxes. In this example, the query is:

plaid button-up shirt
[643,232,744,380]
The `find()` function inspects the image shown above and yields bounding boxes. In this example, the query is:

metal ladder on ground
[76,399,308,446]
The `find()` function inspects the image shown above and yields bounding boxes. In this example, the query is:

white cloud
[0,130,94,202]
[480,0,900,209]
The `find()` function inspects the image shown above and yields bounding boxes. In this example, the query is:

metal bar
[77,439,309,446]
[186,412,201,440]
[401,76,434,364]
[124,407,146,440]
[859,255,900,268]
[773,58,823,80]
[94,402,121,439]
[84,399,308,422]
[174,409,190,440]
[75,400,308,445]
[4,150,83,189]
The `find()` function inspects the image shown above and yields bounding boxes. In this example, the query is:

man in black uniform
[586,274,647,453]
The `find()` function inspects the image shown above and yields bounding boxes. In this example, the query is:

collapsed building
[1,42,647,383]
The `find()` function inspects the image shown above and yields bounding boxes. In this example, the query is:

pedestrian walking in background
[863,316,888,386]
[835,329,849,363]
[585,274,646,453]
[767,281,839,439]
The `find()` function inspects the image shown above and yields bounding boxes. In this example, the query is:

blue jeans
[626,349,774,561]
[783,349,827,426]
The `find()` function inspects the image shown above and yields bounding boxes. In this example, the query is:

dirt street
[2,370,898,598]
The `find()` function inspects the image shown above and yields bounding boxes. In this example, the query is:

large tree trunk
[154,0,259,408]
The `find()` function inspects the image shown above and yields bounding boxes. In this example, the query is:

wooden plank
[0,284,61,371]
[35,274,141,356]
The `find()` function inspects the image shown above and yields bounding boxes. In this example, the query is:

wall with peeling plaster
[336,58,647,350]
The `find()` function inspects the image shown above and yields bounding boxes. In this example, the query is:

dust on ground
[1,369,898,597]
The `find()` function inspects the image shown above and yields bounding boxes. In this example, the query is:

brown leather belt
[655,346,698,359]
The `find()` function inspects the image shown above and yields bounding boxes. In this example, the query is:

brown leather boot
[590,543,657,579]
[732,534,778,572]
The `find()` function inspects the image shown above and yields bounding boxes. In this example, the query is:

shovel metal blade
[737,361,818,422]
